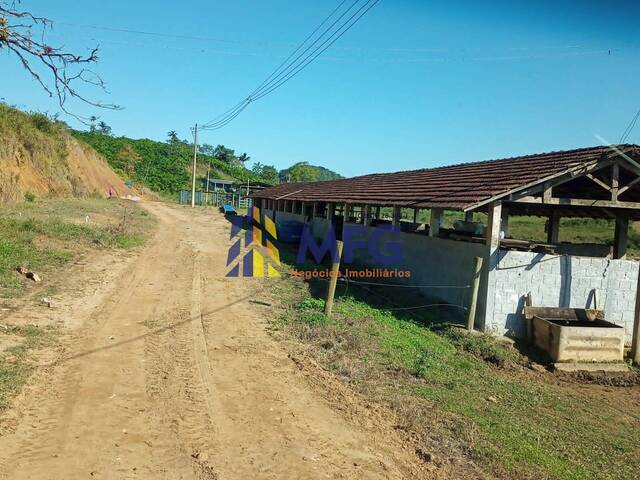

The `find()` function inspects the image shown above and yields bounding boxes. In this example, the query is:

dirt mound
[0,136,124,202]
[0,106,130,203]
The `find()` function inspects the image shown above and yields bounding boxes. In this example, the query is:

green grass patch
[0,198,153,297]
[272,275,640,480]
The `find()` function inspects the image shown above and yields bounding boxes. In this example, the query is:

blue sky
[2,1,640,177]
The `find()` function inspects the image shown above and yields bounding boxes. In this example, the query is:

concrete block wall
[339,223,485,310]
[486,250,639,344]
[261,210,640,344]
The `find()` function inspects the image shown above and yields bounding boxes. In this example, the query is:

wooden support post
[613,216,629,259]
[612,163,620,202]
[324,240,344,317]
[327,203,335,223]
[467,256,484,330]
[363,205,371,226]
[486,202,502,250]
[542,183,553,204]
[547,210,560,244]
[375,206,381,219]
[632,264,640,365]
[501,208,509,239]
[465,211,474,222]
[525,292,533,342]
[392,206,401,227]
[312,202,318,217]
[345,204,353,222]
[413,208,418,224]
[429,208,443,237]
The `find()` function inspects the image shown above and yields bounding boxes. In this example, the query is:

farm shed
[251,145,640,346]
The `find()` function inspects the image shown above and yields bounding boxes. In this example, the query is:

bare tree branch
[0,0,120,122]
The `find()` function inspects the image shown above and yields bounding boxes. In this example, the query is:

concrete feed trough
[525,306,625,363]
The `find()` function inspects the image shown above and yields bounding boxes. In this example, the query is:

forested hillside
[279,162,343,183]
[74,131,344,193]
[73,131,265,194]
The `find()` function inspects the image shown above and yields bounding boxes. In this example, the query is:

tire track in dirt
[0,202,428,480]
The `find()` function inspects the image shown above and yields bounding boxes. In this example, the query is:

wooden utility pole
[324,240,344,317]
[206,162,211,193]
[191,123,198,208]
[467,256,484,330]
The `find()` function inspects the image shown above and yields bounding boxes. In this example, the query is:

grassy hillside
[279,161,343,183]
[0,104,122,203]
[73,131,266,194]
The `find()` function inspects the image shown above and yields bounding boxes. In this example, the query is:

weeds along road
[0,202,421,480]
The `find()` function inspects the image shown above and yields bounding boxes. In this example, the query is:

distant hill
[0,104,123,203]
[278,162,343,183]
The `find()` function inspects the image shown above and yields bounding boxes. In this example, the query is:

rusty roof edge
[251,145,640,208]
[462,145,638,212]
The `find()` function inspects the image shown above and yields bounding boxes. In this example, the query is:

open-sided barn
[251,144,640,351]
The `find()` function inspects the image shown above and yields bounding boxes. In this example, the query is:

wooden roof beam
[618,176,640,196]
[514,196,640,210]
[464,152,640,213]
[585,173,613,193]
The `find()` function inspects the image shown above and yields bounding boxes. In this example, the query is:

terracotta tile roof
[252,145,640,210]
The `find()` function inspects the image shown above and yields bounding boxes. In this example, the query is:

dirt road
[0,203,422,479]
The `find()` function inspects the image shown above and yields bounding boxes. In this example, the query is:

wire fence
[179,190,253,209]
[279,268,470,315]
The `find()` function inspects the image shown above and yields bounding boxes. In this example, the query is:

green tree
[117,144,141,179]
[279,162,343,183]
[199,143,216,156]
[98,121,112,136]
[167,130,179,144]
[252,162,279,184]
[213,144,236,163]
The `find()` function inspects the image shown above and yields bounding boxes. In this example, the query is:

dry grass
[0,198,156,298]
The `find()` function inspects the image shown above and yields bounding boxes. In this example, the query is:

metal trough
[524,305,625,363]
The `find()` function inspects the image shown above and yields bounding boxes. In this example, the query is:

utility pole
[191,123,198,208]
[206,161,211,193]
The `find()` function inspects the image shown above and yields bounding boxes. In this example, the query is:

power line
[58,20,604,56]
[252,0,381,102]
[245,0,362,102]
[249,0,351,98]
[200,0,380,131]
[620,107,640,144]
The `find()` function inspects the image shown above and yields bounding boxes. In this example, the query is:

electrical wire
[205,0,373,131]
[201,0,358,130]
[245,0,364,101]
[620,107,640,144]
[200,0,380,131]
[337,278,470,289]
[248,0,351,100]
[252,0,381,102]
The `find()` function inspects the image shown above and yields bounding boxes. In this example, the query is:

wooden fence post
[324,240,344,317]
[467,256,484,331]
